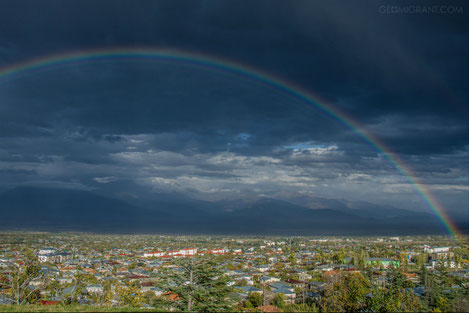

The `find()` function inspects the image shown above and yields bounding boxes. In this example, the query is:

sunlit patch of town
[0,233,468,312]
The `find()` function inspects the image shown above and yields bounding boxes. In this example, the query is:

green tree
[419,265,446,311]
[288,253,297,265]
[366,287,421,312]
[150,294,172,310]
[285,303,319,312]
[318,250,327,263]
[321,272,370,312]
[416,254,426,268]
[168,258,236,312]
[115,284,144,307]
[399,253,409,271]
[273,292,286,309]
[235,278,248,287]
[44,278,64,301]
[0,249,44,305]
[449,290,469,313]
[247,292,263,308]
[432,296,450,312]
[388,266,413,289]
[333,248,347,264]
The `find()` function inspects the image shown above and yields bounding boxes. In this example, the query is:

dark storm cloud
[0,0,467,215]
[0,60,349,156]
[0,0,467,155]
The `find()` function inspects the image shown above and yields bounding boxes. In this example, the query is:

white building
[424,246,450,253]
[179,248,197,256]
[143,251,165,258]
[38,253,58,263]
[86,284,104,294]
[430,259,461,269]
[38,248,57,255]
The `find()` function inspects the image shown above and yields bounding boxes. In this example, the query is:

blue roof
[240,286,262,293]
[274,287,295,295]
[270,283,290,290]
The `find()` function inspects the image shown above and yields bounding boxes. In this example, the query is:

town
[0,233,468,312]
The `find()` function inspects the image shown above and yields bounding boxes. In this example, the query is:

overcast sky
[0,1,467,218]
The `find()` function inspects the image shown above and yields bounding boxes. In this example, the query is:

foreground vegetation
[0,304,164,312]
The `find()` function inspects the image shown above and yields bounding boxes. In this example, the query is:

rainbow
[0,47,462,239]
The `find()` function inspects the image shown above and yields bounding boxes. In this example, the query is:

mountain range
[0,186,462,235]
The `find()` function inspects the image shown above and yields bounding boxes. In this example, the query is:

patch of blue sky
[236,133,252,142]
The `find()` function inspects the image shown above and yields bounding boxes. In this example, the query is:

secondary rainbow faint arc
[0,47,461,239]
